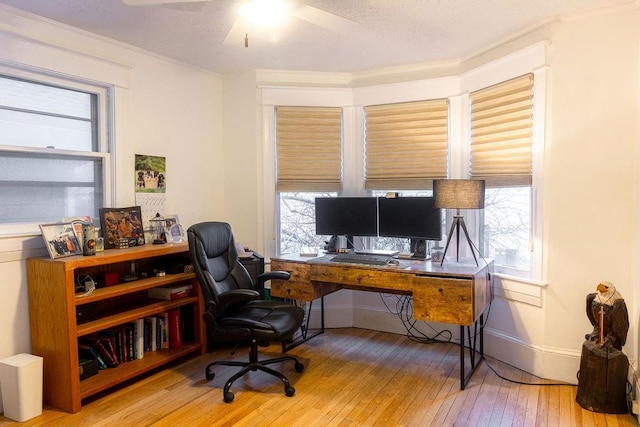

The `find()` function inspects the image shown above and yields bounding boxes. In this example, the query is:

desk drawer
[412,276,474,325]
[310,264,413,293]
[270,280,339,301]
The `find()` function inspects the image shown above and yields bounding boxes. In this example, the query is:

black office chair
[187,221,305,403]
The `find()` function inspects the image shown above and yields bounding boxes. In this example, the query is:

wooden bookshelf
[27,243,205,413]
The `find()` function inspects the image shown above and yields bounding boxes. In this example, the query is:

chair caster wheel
[285,386,296,397]
[205,370,215,381]
[223,391,235,403]
[294,362,304,373]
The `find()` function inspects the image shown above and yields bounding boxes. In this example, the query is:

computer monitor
[314,197,378,237]
[377,196,442,241]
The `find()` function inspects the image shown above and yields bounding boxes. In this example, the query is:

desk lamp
[433,179,485,266]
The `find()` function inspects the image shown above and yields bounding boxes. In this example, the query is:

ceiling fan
[122,0,358,46]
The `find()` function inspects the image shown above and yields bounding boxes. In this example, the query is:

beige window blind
[364,99,449,191]
[276,106,342,192]
[470,73,534,187]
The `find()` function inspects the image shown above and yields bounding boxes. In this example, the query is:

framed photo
[39,222,83,259]
[63,216,93,251]
[99,206,145,249]
[164,215,184,243]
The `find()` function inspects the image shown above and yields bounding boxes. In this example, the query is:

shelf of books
[27,243,206,413]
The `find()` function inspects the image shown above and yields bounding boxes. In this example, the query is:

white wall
[541,8,640,379]
[0,5,225,371]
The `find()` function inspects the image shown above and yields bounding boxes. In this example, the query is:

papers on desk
[299,246,319,257]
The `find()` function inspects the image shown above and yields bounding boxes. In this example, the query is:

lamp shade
[433,179,485,209]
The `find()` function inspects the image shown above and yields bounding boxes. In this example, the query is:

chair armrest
[203,289,260,329]
[255,271,290,286]
[218,288,261,307]
[253,271,290,299]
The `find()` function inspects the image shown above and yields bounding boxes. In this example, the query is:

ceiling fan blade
[122,0,211,6]
[291,5,358,33]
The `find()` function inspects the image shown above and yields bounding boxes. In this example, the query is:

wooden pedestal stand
[576,340,629,414]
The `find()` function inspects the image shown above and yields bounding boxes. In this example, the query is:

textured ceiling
[0,0,635,75]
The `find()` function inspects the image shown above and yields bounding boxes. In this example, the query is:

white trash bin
[0,353,43,422]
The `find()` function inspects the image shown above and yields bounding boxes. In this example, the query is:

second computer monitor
[377,196,442,241]
[314,197,378,237]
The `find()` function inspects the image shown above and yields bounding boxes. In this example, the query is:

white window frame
[0,65,113,237]
[458,43,547,283]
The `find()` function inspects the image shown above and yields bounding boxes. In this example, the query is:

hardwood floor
[2,328,637,426]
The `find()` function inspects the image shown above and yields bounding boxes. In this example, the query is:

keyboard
[330,253,392,266]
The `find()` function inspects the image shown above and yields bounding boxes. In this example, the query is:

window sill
[492,272,547,307]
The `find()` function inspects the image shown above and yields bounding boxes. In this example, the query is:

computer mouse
[388,259,400,265]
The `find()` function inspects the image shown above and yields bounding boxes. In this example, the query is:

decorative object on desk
[431,246,444,263]
[576,281,629,414]
[149,213,167,244]
[433,179,485,266]
[39,222,83,259]
[99,206,145,249]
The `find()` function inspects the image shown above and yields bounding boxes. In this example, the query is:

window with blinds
[275,106,343,192]
[0,74,108,229]
[469,73,534,187]
[364,99,449,191]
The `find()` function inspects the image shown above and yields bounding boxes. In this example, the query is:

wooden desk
[270,254,493,389]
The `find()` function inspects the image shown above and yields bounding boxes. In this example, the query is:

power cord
[379,291,579,387]
[75,274,96,297]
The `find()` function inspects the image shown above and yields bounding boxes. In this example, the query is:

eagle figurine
[585,281,629,351]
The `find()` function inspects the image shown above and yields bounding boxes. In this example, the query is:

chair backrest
[187,222,254,305]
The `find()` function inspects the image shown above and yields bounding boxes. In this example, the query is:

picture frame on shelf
[99,206,145,249]
[165,215,184,243]
[63,216,93,251]
[39,222,83,259]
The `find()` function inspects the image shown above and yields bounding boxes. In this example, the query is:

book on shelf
[78,343,107,370]
[82,336,119,368]
[147,284,193,300]
[129,318,144,360]
[144,316,158,351]
[102,335,119,367]
[168,308,182,349]
[157,312,169,349]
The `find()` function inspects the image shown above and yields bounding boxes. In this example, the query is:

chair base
[206,339,304,403]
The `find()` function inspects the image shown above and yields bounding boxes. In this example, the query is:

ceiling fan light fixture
[238,0,288,28]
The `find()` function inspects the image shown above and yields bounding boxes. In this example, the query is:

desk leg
[282,296,325,352]
[459,313,485,390]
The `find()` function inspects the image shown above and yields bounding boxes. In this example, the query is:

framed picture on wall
[39,222,83,259]
[99,206,145,249]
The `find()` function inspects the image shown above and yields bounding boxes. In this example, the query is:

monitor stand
[323,235,338,253]
[410,238,428,259]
